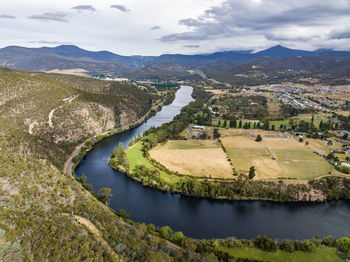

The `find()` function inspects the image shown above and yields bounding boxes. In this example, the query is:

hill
[0,67,180,260]
[201,54,350,85]
[0,46,130,77]
[40,45,155,68]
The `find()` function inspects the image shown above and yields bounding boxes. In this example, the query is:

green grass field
[167,139,220,149]
[126,142,179,184]
[219,246,343,262]
[126,142,154,171]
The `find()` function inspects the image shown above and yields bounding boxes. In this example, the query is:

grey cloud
[179,18,202,28]
[0,14,16,19]
[265,33,316,42]
[150,26,160,30]
[72,5,96,12]
[28,40,73,45]
[160,0,350,42]
[329,29,350,40]
[183,45,200,48]
[161,32,210,42]
[111,5,129,12]
[29,12,70,23]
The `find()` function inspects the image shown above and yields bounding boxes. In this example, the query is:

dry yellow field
[220,129,340,180]
[150,140,233,179]
[267,100,281,116]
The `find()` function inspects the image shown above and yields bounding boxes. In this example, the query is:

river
[75,85,350,240]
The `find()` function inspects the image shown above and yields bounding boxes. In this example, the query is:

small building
[341,162,350,168]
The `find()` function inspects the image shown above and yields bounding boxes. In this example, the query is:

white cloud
[0,0,349,55]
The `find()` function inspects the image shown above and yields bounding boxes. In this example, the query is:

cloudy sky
[1,0,350,55]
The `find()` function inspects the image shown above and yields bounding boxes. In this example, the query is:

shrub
[255,135,262,142]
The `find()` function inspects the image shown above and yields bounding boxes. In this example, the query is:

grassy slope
[126,142,178,184]
[220,246,342,262]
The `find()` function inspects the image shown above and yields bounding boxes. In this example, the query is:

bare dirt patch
[46,68,89,77]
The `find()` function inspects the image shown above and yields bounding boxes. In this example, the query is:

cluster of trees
[219,235,350,254]
[195,107,212,126]
[309,177,350,200]
[338,114,350,130]
[153,82,179,90]
[120,159,347,202]
[336,165,350,174]
[76,173,113,204]
[215,95,269,119]
[213,128,220,139]
[110,142,129,171]
[216,119,269,130]
[149,225,350,261]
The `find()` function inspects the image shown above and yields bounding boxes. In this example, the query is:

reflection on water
[76,86,350,240]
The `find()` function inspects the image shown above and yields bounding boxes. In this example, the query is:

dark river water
[76,85,350,240]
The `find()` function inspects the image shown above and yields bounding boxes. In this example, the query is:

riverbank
[111,140,335,202]
[75,85,350,241]
[109,89,350,203]
[64,96,166,177]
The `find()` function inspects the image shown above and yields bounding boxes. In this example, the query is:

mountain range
[1,44,350,82]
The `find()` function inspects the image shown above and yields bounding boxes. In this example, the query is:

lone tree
[255,134,263,142]
[213,128,221,139]
[249,166,256,180]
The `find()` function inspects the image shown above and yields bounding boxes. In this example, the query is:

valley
[3,0,350,260]
[1,45,350,261]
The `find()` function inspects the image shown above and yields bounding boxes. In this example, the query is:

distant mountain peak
[55,44,80,49]
[254,45,317,58]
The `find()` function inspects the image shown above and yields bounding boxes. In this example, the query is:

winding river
[76,85,350,240]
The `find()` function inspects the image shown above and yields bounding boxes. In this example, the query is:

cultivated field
[269,113,332,130]
[150,140,233,179]
[220,129,340,180]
